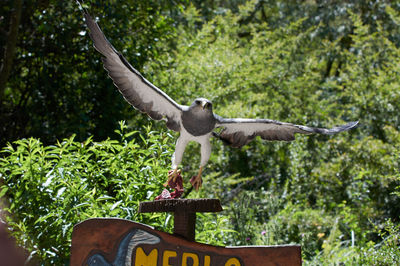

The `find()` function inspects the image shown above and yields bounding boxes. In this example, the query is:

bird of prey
[79,6,358,190]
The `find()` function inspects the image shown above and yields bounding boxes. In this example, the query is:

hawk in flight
[79,5,358,190]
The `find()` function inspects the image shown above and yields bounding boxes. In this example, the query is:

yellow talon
[164,168,180,187]
[190,167,203,191]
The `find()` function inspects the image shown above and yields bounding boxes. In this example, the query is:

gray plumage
[214,117,358,148]
[79,5,358,187]
[82,10,182,132]
[182,98,216,136]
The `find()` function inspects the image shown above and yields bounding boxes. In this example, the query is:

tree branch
[0,0,23,104]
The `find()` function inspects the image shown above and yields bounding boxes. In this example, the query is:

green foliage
[0,122,175,264]
[0,0,185,146]
[260,204,336,259]
[145,0,400,263]
[195,212,236,247]
[307,219,400,265]
[358,220,400,266]
[1,0,400,264]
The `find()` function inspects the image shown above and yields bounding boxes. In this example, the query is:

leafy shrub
[358,220,400,266]
[146,1,400,264]
[307,219,400,265]
[258,204,336,259]
[0,122,176,264]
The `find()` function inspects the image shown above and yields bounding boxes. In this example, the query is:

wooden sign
[70,218,301,266]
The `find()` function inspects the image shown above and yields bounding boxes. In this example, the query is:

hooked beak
[201,101,208,109]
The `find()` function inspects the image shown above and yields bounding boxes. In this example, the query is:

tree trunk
[0,0,23,104]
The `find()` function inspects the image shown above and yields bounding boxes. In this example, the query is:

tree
[0,0,22,103]
[0,0,184,147]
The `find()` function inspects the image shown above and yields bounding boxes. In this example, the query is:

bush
[0,122,176,264]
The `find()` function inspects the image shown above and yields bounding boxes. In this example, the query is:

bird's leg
[164,135,186,187]
[164,167,181,187]
[190,166,203,191]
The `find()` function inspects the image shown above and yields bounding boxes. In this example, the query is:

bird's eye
[195,100,201,105]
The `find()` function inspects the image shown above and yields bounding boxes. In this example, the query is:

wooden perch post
[139,198,222,241]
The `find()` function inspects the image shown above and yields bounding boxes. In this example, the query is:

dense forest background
[1,0,399,264]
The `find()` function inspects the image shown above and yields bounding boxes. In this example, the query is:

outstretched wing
[82,10,183,131]
[214,116,358,148]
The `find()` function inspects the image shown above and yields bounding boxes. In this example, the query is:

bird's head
[190,98,213,112]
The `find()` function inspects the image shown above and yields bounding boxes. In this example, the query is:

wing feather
[82,11,182,131]
[214,116,358,148]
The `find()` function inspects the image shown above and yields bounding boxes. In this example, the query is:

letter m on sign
[135,247,158,266]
